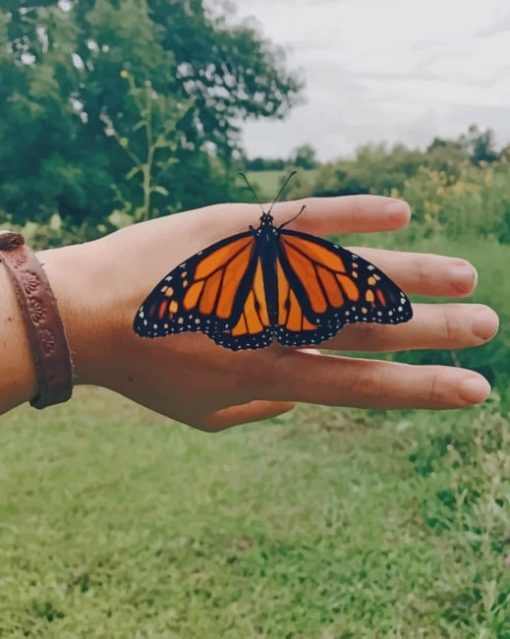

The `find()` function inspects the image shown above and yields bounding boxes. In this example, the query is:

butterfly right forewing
[275,228,412,346]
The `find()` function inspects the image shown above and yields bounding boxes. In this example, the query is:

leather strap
[0,231,73,409]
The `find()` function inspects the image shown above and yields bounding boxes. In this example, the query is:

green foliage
[0,391,508,636]
[0,1,301,225]
[102,71,190,221]
[290,144,318,170]
[243,144,319,172]
[288,125,504,202]
[244,155,288,171]
[245,168,319,201]
[307,143,425,197]
[460,124,500,165]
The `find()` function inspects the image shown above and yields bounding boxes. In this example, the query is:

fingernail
[459,375,491,404]
[472,308,499,341]
[385,200,411,224]
[450,262,477,293]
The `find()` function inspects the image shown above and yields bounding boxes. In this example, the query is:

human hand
[40,195,499,430]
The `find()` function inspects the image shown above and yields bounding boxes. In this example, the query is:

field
[0,385,509,637]
[1,203,510,636]
[247,170,319,201]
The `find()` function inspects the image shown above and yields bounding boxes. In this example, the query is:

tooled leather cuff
[0,231,73,409]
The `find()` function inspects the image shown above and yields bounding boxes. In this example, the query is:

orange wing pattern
[226,258,273,349]
[135,232,264,348]
[275,230,412,346]
[135,213,412,351]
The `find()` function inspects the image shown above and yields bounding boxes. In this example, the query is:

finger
[197,400,295,432]
[269,351,491,409]
[324,304,499,352]
[350,247,478,297]
[219,195,412,235]
[116,196,411,281]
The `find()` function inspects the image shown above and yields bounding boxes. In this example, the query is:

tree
[290,144,317,169]
[425,138,469,183]
[459,124,499,165]
[0,0,301,224]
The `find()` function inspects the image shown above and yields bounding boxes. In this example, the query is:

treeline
[295,125,505,197]
[244,144,319,171]
[266,125,510,245]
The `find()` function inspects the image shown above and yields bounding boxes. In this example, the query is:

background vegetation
[0,1,509,636]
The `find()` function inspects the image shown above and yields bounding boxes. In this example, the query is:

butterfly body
[134,206,413,351]
[253,213,281,326]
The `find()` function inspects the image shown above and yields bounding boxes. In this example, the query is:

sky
[227,0,510,160]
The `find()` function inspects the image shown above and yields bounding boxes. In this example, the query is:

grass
[0,389,508,637]
[246,170,319,200]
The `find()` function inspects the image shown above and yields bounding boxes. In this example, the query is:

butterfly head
[259,211,274,226]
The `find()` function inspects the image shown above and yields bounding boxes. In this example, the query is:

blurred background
[0,1,509,636]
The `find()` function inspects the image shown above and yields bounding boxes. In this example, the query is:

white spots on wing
[367,265,375,271]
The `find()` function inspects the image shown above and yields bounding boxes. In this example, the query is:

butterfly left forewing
[275,229,412,346]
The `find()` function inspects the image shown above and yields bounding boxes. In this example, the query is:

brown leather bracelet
[0,230,73,409]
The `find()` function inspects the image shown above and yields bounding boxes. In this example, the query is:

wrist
[37,241,113,388]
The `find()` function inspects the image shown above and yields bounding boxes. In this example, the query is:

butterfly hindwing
[134,231,258,344]
[275,229,413,346]
[216,256,274,350]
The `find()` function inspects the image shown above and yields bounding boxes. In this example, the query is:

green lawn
[246,170,319,201]
[0,389,508,637]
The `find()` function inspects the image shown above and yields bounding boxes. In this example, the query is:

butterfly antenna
[268,170,297,214]
[238,172,264,214]
[279,204,306,230]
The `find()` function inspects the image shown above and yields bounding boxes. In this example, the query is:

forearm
[37,243,112,389]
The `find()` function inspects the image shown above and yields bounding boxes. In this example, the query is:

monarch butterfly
[134,174,413,350]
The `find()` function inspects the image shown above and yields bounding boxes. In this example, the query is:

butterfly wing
[217,251,274,350]
[275,229,413,346]
[133,231,273,350]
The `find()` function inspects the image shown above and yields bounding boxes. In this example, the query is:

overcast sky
[229,0,510,160]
